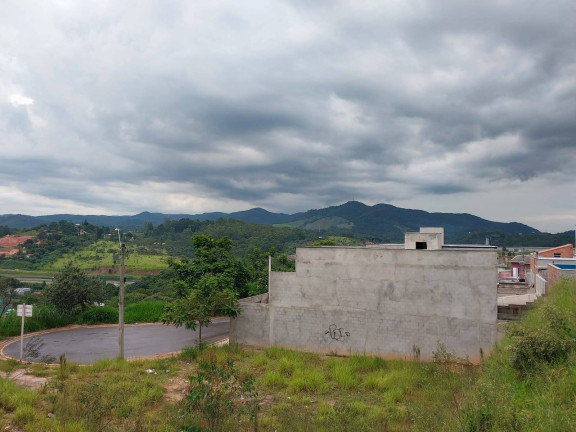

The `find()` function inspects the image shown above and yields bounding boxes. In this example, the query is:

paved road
[1,318,229,364]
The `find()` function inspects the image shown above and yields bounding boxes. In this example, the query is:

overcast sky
[1,0,575,233]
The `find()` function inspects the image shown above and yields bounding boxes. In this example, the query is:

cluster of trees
[0,225,14,237]
[2,231,292,343]
[1,262,107,319]
[140,217,315,258]
[1,220,118,269]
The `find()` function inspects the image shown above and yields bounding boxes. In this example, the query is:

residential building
[231,228,497,362]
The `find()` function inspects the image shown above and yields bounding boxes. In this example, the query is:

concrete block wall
[261,305,495,361]
[229,302,270,348]
[535,274,546,296]
[546,264,576,289]
[231,245,498,362]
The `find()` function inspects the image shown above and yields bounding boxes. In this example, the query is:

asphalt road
[2,318,229,364]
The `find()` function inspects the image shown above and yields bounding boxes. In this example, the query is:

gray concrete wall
[535,274,546,296]
[231,246,497,362]
[230,302,270,348]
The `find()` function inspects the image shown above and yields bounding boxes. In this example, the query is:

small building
[14,288,32,296]
[529,244,575,283]
[509,255,529,281]
[231,227,497,362]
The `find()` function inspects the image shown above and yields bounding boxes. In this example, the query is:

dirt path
[0,369,49,390]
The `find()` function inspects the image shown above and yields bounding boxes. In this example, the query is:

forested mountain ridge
[3,201,573,247]
[0,208,296,230]
[277,201,538,241]
[1,201,534,235]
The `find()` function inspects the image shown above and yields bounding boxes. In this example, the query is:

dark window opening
[416,242,428,250]
[553,253,561,258]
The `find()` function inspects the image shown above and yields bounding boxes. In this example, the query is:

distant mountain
[278,201,538,241]
[0,214,52,230]
[0,208,295,230]
[0,201,538,242]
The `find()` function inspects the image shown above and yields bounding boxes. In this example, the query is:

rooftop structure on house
[231,227,497,363]
[529,243,575,280]
[527,244,576,297]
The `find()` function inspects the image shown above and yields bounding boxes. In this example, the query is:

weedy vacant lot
[1,279,575,432]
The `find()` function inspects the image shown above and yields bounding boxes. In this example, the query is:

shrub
[183,350,258,432]
[124,301,166,323]
[79,306,118,325]
[507,326,573,371]
[0,304,76,337]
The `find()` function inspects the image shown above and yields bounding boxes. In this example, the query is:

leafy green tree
[0,277,17,317]
[169,234,251,299]
[182,350,258,432]
[44,262,105,312]
[162,234,248,343]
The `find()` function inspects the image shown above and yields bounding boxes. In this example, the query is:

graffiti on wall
[325,324,350,342]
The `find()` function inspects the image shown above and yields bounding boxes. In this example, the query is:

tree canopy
[44,261,105,312]
[162,234,248,343]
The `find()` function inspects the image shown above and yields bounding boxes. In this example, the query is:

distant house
[509,255,529,281]
[14,288,32,296]
[528,244,576,296]
[529,244,574,278]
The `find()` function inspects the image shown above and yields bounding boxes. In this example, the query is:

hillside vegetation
[0,218,340,275]
[3,201,574,247]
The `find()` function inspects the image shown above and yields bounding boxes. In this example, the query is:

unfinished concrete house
[230,228,498,362]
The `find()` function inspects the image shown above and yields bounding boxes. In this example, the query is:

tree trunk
[198,323,202,345]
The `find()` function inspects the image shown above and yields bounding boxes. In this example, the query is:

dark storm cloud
[0,0,574,230]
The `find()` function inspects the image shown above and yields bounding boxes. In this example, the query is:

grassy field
[1,278,575,431]
[42,240,171,272]
[0,269,56,278]
[0,344,450,431]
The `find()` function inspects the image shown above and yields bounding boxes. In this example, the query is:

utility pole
[118,243,126,359]
[116,228,126,360]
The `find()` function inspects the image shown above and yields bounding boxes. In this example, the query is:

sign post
[16,304,33,361]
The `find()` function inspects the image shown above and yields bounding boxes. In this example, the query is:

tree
[162,234,248,343]
[0,278,17,318]
[44,262,105,312]
[182,350,258,432]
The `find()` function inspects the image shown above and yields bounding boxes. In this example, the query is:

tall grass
[124,301,166,323]
[0,304,77,337]
[410,278,576,431]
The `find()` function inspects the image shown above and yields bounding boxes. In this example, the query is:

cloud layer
[1,0,575,232]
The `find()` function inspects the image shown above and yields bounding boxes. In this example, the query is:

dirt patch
[164,374,189,402]
[0,369,49,390]
[0,235,34,248]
